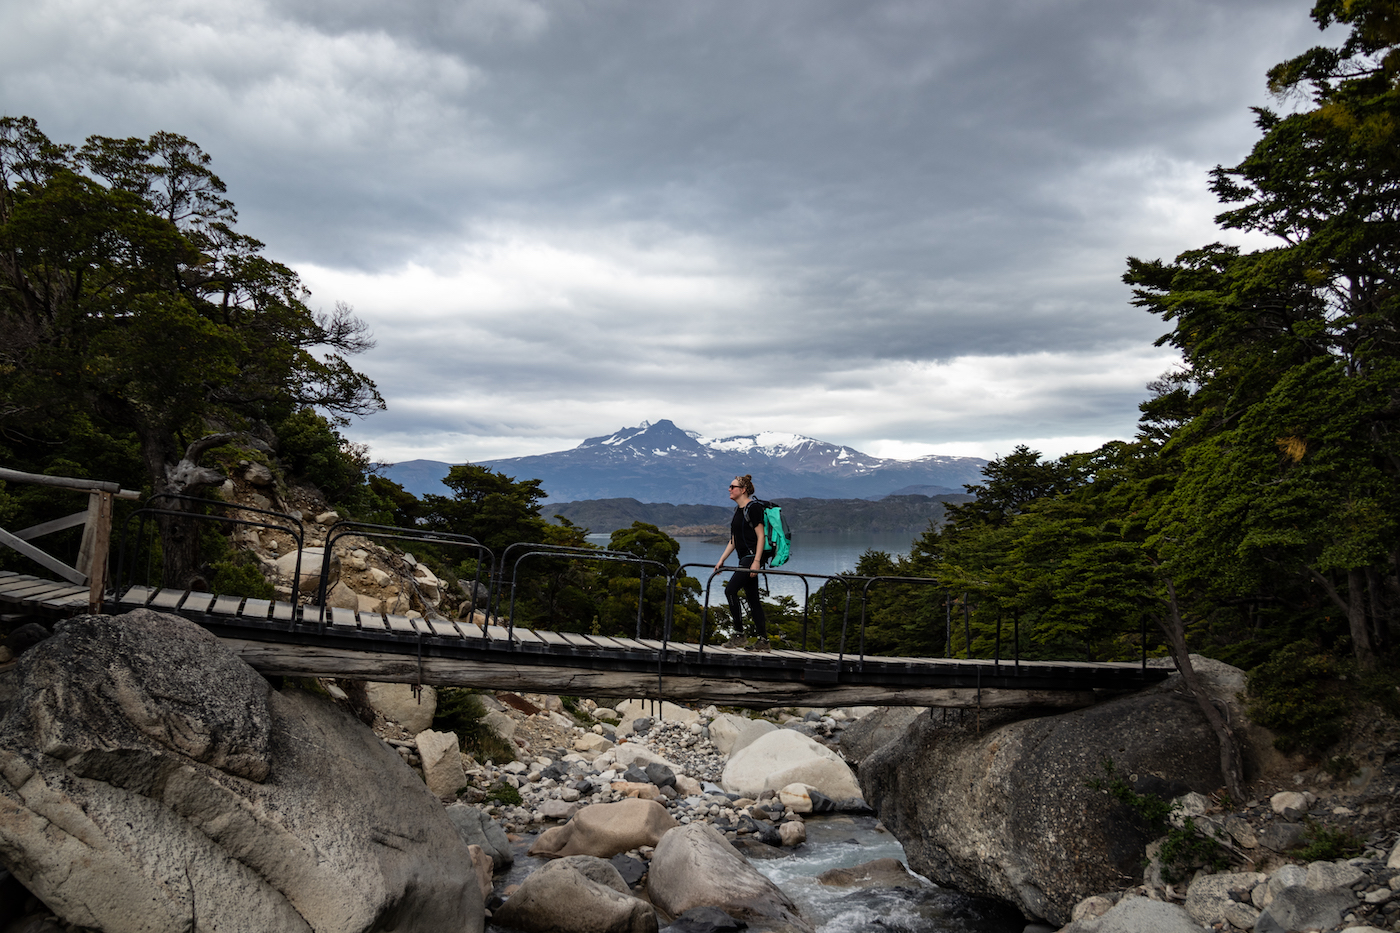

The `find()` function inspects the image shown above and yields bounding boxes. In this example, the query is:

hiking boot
[745,638,772,652]
[722,635,748,649]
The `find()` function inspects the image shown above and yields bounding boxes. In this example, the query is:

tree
[0,117,382,585]
[596,522,701,641]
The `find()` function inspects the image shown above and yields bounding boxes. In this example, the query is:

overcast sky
[4,0,1330,464]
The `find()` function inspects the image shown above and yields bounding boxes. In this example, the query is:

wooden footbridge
[0,467,1170,708]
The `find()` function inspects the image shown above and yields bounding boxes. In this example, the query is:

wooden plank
[327,606,358,629]
[182,591,218,614]
[211,595,245,616]
[37,585,90,608]
[356,611,388,632]
[117,585,157,607]
[10,581,82,602]
[240,598,273,620]
[417,616,459,638]
[0,528,86,585]
[382,613,418,635]
[147,589,188,610]
[219,638,1101,710]
[0,579,69,600]
[270,601,296,623]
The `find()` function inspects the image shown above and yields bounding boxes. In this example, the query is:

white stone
[722,730,861,801]
[416,729,467,798]
[1271,790,1310,814]
[368,567,392,586]
[363,682,437,735]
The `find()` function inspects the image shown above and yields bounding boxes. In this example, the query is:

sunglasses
[728,484,741,489]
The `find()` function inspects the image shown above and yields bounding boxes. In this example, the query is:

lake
[587,530,923,604]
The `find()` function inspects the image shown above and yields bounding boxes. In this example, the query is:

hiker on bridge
[714,474,769,650]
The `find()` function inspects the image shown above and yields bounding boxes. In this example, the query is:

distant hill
[380,420,987,504]
[545,494,974,537]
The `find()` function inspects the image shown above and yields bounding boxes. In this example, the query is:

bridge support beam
[223,639,1103,710]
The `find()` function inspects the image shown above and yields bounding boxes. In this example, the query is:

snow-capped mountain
[382,420,989,504]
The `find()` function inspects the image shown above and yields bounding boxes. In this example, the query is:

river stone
[1058,895,1203,933]
[707,713,752,756]
[528,798,677,859]
[0,610,483,933]
[664,905,748,932]
[729,718,778,757]
[648,822,812,933]
[468,844,494,901]
[817,858,918,889]
[837,706,923,766]
[446,803,514,870]
[860,686,1225,926]
[722,729,861,801]
[778,820,807,846]
[493,855,657,933]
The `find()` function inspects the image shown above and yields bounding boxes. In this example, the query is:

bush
[1246,642,1348,756]
[431,689,516,763]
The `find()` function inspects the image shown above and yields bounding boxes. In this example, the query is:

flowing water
[488,815,1024,933]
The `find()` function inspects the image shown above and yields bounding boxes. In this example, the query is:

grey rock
[493,855,657,933]
[1184,871,1268,926]
[645,762,676,788]
[446,803,514,871]
[662,905,747,932]
[1259,821,1309,852]
[860,687,1225,926]
[1058,895,1203,933]
[649,823,812,932]
[1254,884,1358,933]
[837,706,924,767]
[0,610,483,933]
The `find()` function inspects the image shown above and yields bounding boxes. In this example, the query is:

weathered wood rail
[0,569,1170,708]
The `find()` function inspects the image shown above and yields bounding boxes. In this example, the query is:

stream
[488,814,1024,933]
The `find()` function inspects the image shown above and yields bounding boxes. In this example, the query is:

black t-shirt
[731,500,764,556]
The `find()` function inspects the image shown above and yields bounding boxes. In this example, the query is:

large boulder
[1057,895,1203,933]
[363,681,438,735]
[494,855,656,933]
[0,610,483,933]
[860,684,1224,926]
[837,706,922,766]
[706,713,753,757]
[721,729,861,801]
[647,823,811,932]
[528,798,677,859]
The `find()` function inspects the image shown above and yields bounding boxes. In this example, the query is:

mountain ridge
[380,420,988,503]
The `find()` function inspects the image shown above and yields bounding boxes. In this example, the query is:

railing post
[85,491,113,614]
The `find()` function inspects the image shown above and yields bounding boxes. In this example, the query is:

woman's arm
[749,523,765,569]
[714,537,736,572]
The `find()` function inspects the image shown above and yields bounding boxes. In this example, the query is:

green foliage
[484,781,523,807]
[273,408,372,505]
[1293,819,1363,861]
[209,551,275,600]
[1246,642,1349,755]
[431,689,516,763]
[595,522,702,640]
[1087,760,1228,883]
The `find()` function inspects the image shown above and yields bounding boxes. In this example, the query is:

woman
[713,474,769,650]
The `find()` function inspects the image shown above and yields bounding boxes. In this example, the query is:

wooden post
[86,491,114,614]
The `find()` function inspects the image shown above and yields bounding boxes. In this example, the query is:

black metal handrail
[499,543,671,643]
[318,520,491,632]
[116,495,305,611]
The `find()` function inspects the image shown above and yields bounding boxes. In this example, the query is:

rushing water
[488,815,1023,933]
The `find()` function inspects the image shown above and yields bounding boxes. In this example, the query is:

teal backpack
[758,500,792,567]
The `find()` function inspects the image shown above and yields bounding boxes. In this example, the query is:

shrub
[432,689,516,763]
[1246,642,1348,756]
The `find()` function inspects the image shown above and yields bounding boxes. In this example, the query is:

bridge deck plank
[211,595,244,616]
[38,586,89,609]
[17,581,85,603]
[0,579,72,600]
[183,591,218,614]
[240,598,272,620]
[418,617,458,638]
[270,601,296,623]
[148,589,188,610]
[327,607,357,629]
[356,611,387,632]
[382,613,418,635]
[118,585,157,607]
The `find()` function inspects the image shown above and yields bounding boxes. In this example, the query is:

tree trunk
[1347,568,1377,671]
[145,433,239,589]
[1159,576,1245,802]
